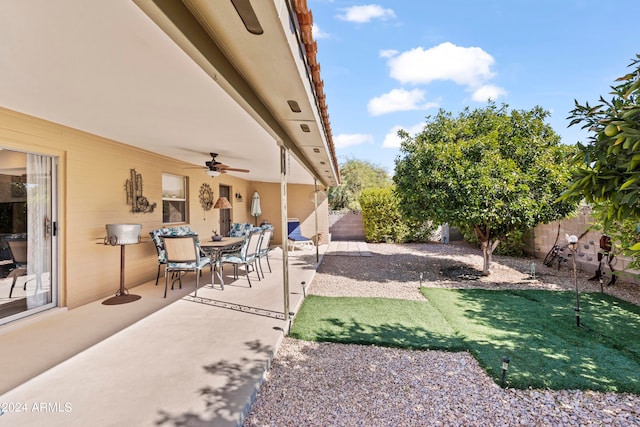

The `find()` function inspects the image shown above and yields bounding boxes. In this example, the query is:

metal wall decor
[125,168,157,213]
[199,183,214,211]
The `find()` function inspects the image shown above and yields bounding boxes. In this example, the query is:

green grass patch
[290,290,640,393]
[290,295,465,351]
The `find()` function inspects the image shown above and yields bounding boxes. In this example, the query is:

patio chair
[287,218,314,251]
[149,231,167,286]
[161,235,213,298]
[256,226,273,278]
[150,226,198,287]
[220,230,262,287]
[6,238,28,298]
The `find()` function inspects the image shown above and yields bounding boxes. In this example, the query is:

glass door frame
[0,150,58,325]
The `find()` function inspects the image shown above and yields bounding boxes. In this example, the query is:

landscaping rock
[244,242,640,426]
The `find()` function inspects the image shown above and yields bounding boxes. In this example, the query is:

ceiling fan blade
[222,167,250,173]
[199,152,248,173]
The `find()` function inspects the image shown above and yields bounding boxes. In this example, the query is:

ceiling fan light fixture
[206,170,220,177]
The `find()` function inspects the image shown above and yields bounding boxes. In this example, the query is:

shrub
[360,188,434,243]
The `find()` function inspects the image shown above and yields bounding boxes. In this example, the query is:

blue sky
[309,1,639,175]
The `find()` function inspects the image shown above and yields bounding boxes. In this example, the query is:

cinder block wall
[530,206,639,284]
[328,210,365,241]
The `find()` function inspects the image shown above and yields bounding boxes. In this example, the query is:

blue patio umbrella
[251,191,261,226]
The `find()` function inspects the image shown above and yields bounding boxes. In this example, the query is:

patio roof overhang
[0,0,339,187]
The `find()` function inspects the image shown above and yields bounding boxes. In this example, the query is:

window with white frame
[162,173,188,223]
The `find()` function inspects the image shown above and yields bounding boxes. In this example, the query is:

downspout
[280,145,290,325]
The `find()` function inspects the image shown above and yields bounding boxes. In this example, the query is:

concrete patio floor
[0,246,326,426]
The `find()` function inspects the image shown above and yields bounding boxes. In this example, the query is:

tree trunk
[475,225,500,275]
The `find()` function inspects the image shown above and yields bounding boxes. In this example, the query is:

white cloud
[367,88,439,116]
[379,49,398,58]
[337,5,396,23]
[334,133,374,148]
[312,23,330,39]
[471,84,507,102]
[382,123,424,148]
[387,42,496,88]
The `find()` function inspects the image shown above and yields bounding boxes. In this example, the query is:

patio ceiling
[0,0,338,187]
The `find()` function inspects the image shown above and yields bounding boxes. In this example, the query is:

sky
[309,0,639,176]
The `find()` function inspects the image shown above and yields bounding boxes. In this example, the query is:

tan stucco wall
[0,107,328,309]
[251,182,329,245]
[286,184,329,244]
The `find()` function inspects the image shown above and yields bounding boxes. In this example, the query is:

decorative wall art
[199,182,214,213]
[125,168,157,213]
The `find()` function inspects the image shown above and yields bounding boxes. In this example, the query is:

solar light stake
[567,235,581,327]
[530,262,536,279]
[288,311,295,332]
[419,272,423,287]
[301,281,306,297]
[500,356,510,388]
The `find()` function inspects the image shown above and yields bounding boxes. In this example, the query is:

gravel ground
[244,242,640,426]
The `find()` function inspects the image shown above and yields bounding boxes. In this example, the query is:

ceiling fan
[196,153,250,176]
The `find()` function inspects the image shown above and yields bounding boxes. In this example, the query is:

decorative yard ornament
[125,168,156,213]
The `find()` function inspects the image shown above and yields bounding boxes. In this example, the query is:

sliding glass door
[0,149,57,324]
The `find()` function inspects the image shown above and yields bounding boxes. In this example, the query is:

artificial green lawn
[289,290,640,393]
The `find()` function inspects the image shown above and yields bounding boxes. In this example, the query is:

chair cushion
[221,255,243,264]
[167,257,211,269]
[161,226,197,237]
[151,227,198,263]
[230,223,253,237]
[287,219,311,241]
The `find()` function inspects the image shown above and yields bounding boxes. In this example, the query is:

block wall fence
[529,206,639,284]
[329,207,639,285]
[328,210,365,241]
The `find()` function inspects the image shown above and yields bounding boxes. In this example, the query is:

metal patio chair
[161,235,213,298]
[7,238,28,298]
[220,230,262,287]
[256,227,273,278]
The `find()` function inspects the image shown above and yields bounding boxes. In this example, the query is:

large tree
[329,158,391,210]
[562,54,640,265]
[394,103,577,274]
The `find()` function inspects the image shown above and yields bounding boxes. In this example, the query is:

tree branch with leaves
[562,54,640,266]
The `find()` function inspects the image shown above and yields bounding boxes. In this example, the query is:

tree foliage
[562,54,640,265]
[328,158,391,210]
[394,102,577,273]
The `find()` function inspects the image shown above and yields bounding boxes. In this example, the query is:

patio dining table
[200,237,245,288]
